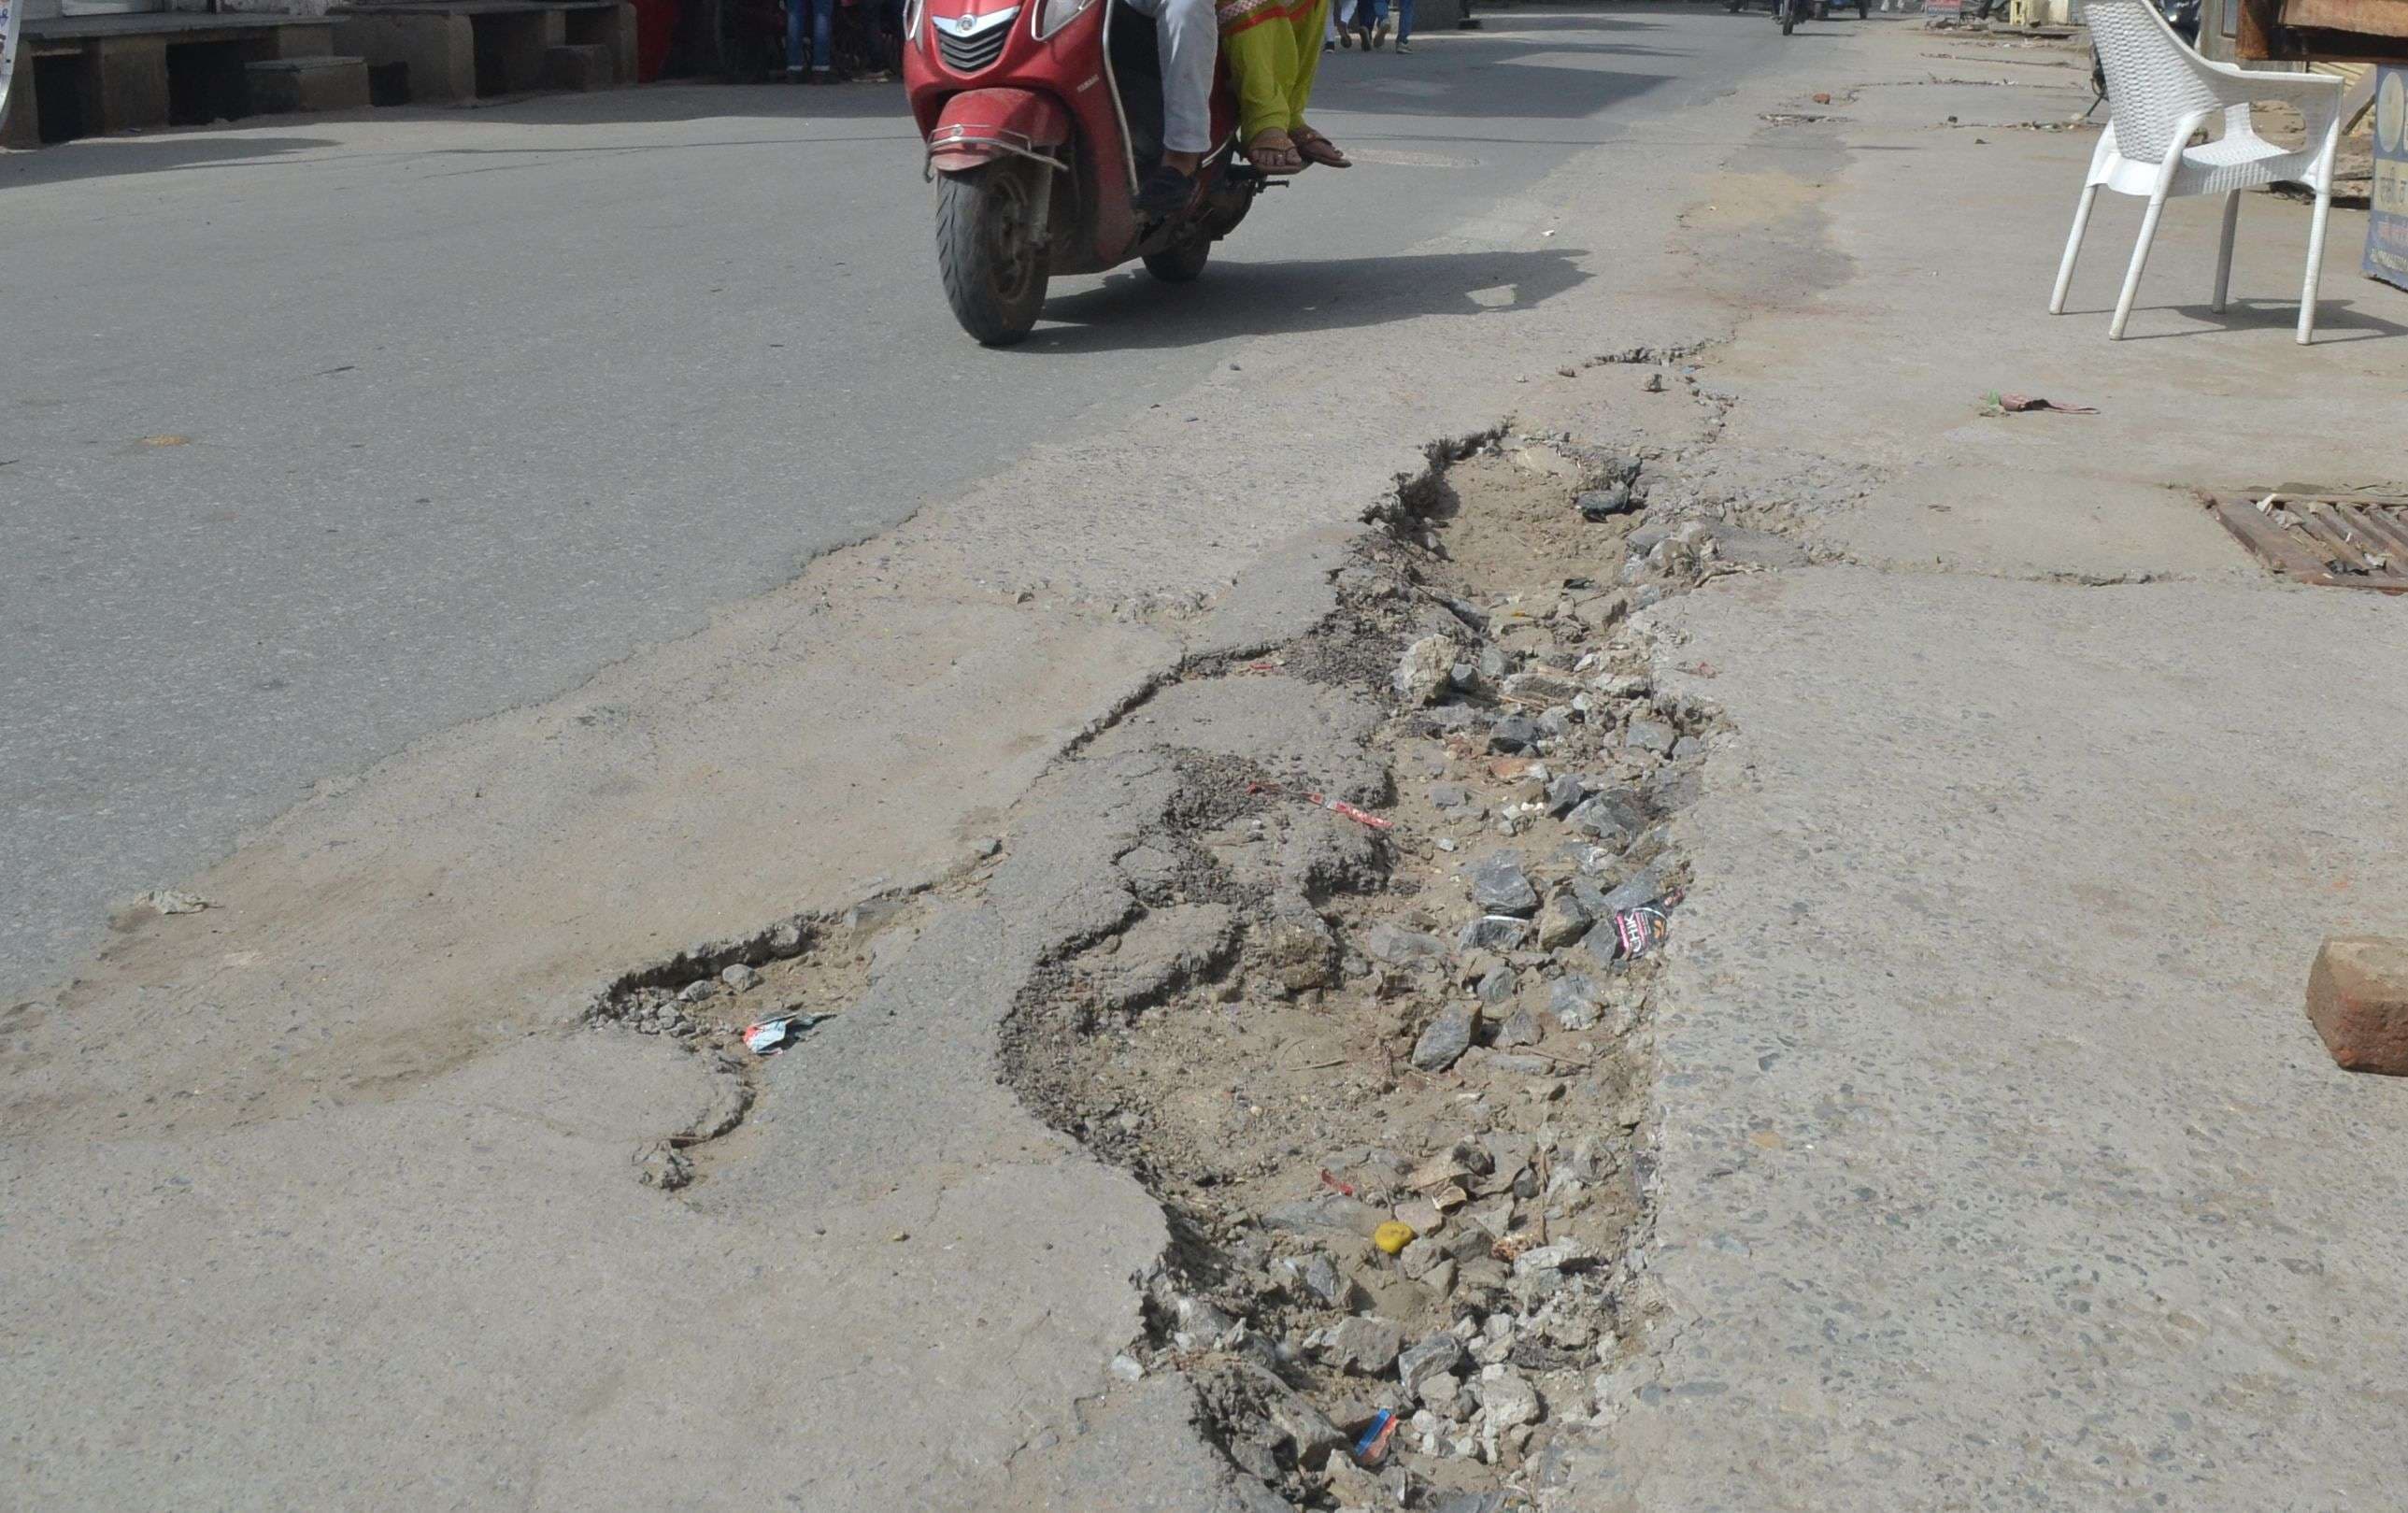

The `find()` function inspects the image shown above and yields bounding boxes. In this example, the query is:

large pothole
[998,423,1784,1511]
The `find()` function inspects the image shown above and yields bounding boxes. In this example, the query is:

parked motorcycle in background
[1725,0,1869,35]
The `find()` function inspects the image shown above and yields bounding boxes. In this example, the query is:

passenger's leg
[811,0,838,74]
[1223,7,1301,167]
[786,0,807,72]
[1155,0,1218,165]
[1288,0,1327,126]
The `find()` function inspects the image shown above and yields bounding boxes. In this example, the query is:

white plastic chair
[2049,0,2344,344]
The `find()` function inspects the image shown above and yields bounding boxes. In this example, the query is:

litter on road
[1246,779,1396,829]
[1983,392,2098,415]
[135,889,212,915]
[1352,1408,1399,1466]
[1611,906,1671,961]
[743,1016,824,1056]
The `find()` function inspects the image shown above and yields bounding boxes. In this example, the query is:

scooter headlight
[1033,0,1095,38]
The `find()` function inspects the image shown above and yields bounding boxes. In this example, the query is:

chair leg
[2212,191,2239,313]
[2298,186,2332,345]
[2110,188,2171,340]
[2051,183,2100,316]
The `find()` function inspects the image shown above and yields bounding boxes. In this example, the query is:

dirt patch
[997,423,1790,1509]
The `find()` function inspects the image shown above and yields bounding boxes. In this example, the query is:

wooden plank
[2339,503,2408,559]
[2242,0,2408,57]
[2292,507,2371,567]
[2237,0,2288,57]
[2281,0,2408,36]
[2212,499,2341,582]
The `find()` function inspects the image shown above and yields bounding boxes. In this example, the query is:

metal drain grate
[2207,489,2408,592]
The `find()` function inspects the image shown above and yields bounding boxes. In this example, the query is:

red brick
[2305,935,2408,1075]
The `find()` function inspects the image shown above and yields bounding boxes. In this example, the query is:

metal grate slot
[2208,489,2408,592]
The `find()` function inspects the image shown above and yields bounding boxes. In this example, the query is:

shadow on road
[1018,245,1591,351]
[2066,296,2408,344]
[0,134,344,189]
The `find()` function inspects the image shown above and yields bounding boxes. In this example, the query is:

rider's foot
[1133,166,1192,215]
[1134,150,1203,215]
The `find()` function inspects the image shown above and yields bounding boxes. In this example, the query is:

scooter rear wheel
[936,161,1051,348]
[1142,236,1212,284]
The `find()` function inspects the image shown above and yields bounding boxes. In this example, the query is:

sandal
[1243,130,1305,175]
[1291,125,1351,168]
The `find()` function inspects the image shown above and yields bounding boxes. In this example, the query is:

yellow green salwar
[1216,0,1328,143]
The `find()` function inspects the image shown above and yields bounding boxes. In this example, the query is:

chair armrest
[2198,60,2344,109]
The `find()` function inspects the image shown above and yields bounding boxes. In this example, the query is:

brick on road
[2306,935,2408,1075]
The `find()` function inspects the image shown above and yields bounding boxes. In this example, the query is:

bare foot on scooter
[1243,130,1305,174]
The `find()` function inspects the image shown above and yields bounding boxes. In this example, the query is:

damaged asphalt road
[13,10,2408,1513]
[7,7,1803,1504]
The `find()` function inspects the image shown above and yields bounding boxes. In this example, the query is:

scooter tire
[936,162,1051,348]
[1778,0,1794,32]
[1142,237,1211,284]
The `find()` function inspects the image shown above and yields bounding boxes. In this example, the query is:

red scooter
[903,0,1270,345]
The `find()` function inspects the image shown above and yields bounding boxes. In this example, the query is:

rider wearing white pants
[1119,0,1218,213]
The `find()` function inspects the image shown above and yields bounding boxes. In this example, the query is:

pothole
[582,892,934,1190]
[999,419,1790,1510]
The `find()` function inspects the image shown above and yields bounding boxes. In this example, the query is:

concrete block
[543,41,611,90]
[91,36,171,135]
[0,59,40,149]
[2306,935,2408,1075]
[563,1,637,82]
[246,55,371,113]
[333,12,474,103]
[610,2,637,82]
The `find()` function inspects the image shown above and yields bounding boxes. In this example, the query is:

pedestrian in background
[857,0,904,75]
[1345,0,1403,49]
[788,0,840,79]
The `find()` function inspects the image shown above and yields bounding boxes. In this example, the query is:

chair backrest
[2087,0,2223,162]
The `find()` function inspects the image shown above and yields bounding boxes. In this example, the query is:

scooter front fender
[927,88,1073,176]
